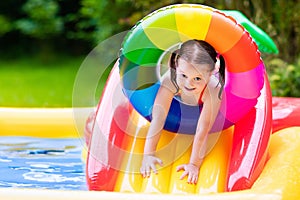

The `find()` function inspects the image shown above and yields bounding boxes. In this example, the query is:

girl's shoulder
[160,70,178,94]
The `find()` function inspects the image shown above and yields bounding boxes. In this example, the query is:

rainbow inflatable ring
[119,3,268,136]
[86,3,272,193]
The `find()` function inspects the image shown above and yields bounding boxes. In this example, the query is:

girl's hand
[176,163,200,184]
[140,155,163,178]
[84,112,96,146]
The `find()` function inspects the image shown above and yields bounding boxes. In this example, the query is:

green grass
[0,56,90,107]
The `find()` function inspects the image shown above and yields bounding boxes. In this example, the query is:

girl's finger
[155,158,163,166]
[146,166,151,177]
[194,176,198,184]
[191,175,198,184]
[150,163,157,174]
[140,167,145,177]
[187,173,193,183]
[176,164,185,172]
[180,171,188,180]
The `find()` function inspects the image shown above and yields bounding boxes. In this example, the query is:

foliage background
[0,0,299,106]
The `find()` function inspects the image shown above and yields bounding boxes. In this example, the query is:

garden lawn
[0,56,92,107]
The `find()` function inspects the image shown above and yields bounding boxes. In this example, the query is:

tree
[15,0,63,39]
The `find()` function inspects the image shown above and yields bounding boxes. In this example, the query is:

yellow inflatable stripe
[114,110,148,192]
[168,143,196,194]
[142,8,181,50]
[251,127,300,199]
[167,127,233,194]
[174,6,212,42]
[140,130,177,193]
[115,110,177,193]
[196,127,233,194]
[0,107,91,138]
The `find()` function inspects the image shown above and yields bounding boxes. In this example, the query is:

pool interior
[0,137,87,190]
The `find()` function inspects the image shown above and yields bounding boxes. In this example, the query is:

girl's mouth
[184,86,196,91]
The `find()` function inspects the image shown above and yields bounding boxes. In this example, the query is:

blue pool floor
[0,137,87,190]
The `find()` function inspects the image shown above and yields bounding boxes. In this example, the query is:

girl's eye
[181,74,187,78]
[194,77,201,81]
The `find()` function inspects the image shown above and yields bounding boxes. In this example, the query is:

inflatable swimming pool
[0,97,300,199]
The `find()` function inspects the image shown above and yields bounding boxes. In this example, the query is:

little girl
[140,39,225,184]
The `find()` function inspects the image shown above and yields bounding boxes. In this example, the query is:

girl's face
[176,58,212,95]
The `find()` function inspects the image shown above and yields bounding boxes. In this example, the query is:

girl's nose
[185,79,194,87]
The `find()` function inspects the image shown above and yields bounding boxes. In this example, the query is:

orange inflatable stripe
[114,110,147,192]
[206,11,243,54]
[223,33,261,73]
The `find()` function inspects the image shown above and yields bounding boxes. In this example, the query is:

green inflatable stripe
[222,10,279,54]
[122,24,164,66]
[119,55,159,90]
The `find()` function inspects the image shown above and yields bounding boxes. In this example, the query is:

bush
[267,57,300,97]
[0,15,12,35]
[15,0,63,38]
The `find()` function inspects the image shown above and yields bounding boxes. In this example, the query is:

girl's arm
[177,85,222,183]
[190,93,221,166]
[141,76,175,177]
[143,85,174,154]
